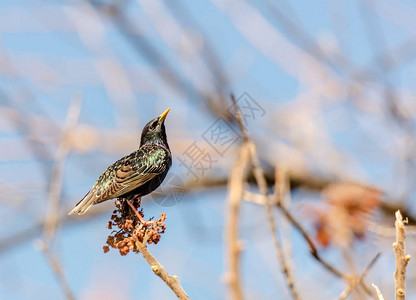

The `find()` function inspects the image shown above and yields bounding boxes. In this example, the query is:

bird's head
[140,107,171,149]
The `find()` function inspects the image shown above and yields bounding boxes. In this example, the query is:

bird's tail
[68,191,97,215]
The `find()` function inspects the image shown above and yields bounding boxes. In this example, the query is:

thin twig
[230,93,248,142]
[372,283,385,300]
[337,252,381,300]
[275,193,347,279]
[134,232,190,300]
[248,142,300,300]
[274,166,287,207]
[231,95,300,299]
[43,94,83,244]
[41,245,76,300]
[225,142,251,300]
[276,166,296,298]
[243,191,346,279]
[394,210,410,300]
[41,94,82,300]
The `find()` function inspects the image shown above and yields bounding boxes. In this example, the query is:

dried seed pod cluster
[103,199,167,256]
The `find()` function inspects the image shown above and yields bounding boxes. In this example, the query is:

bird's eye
[149,120,158,130]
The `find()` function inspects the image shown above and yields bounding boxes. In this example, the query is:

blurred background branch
[1,0,416,299]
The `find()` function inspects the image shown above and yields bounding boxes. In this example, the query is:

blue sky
[1,0,416,299]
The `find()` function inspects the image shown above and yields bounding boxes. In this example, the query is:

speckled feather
[69,108,172,215]
[92,145,171,201]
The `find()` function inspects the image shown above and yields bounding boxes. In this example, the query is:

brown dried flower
[103,198,167,255]
[309,182,382,248]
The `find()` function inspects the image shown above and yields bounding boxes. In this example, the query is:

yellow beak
[159,107,171,122]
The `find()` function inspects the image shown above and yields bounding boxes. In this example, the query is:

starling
[69,108,172,217]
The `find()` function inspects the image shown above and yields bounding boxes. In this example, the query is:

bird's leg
[126,196,157,228]
[126,199,147,225]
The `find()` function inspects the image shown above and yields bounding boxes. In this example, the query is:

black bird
[69,108,172,217]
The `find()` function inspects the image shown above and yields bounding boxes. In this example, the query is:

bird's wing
[94,150,169,202]
[68,149,170,215]
[97,164,161,200]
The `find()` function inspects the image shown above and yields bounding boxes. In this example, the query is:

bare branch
[244,190,346,280]
[41,94,82,300]
[372,283,385,300]
[39,244,75,300]
[394,210,411,300]
[337,252,381,300]
[230,93,248,142]
[134,232,190,300]
[231,94,300,299]
[248,143,300,300]
[225,142,251,300]
[43,94,83,244]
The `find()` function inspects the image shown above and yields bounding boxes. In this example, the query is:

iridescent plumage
[69,108,172,215]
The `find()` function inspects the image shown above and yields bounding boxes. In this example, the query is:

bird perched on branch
[69,108,172,220]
